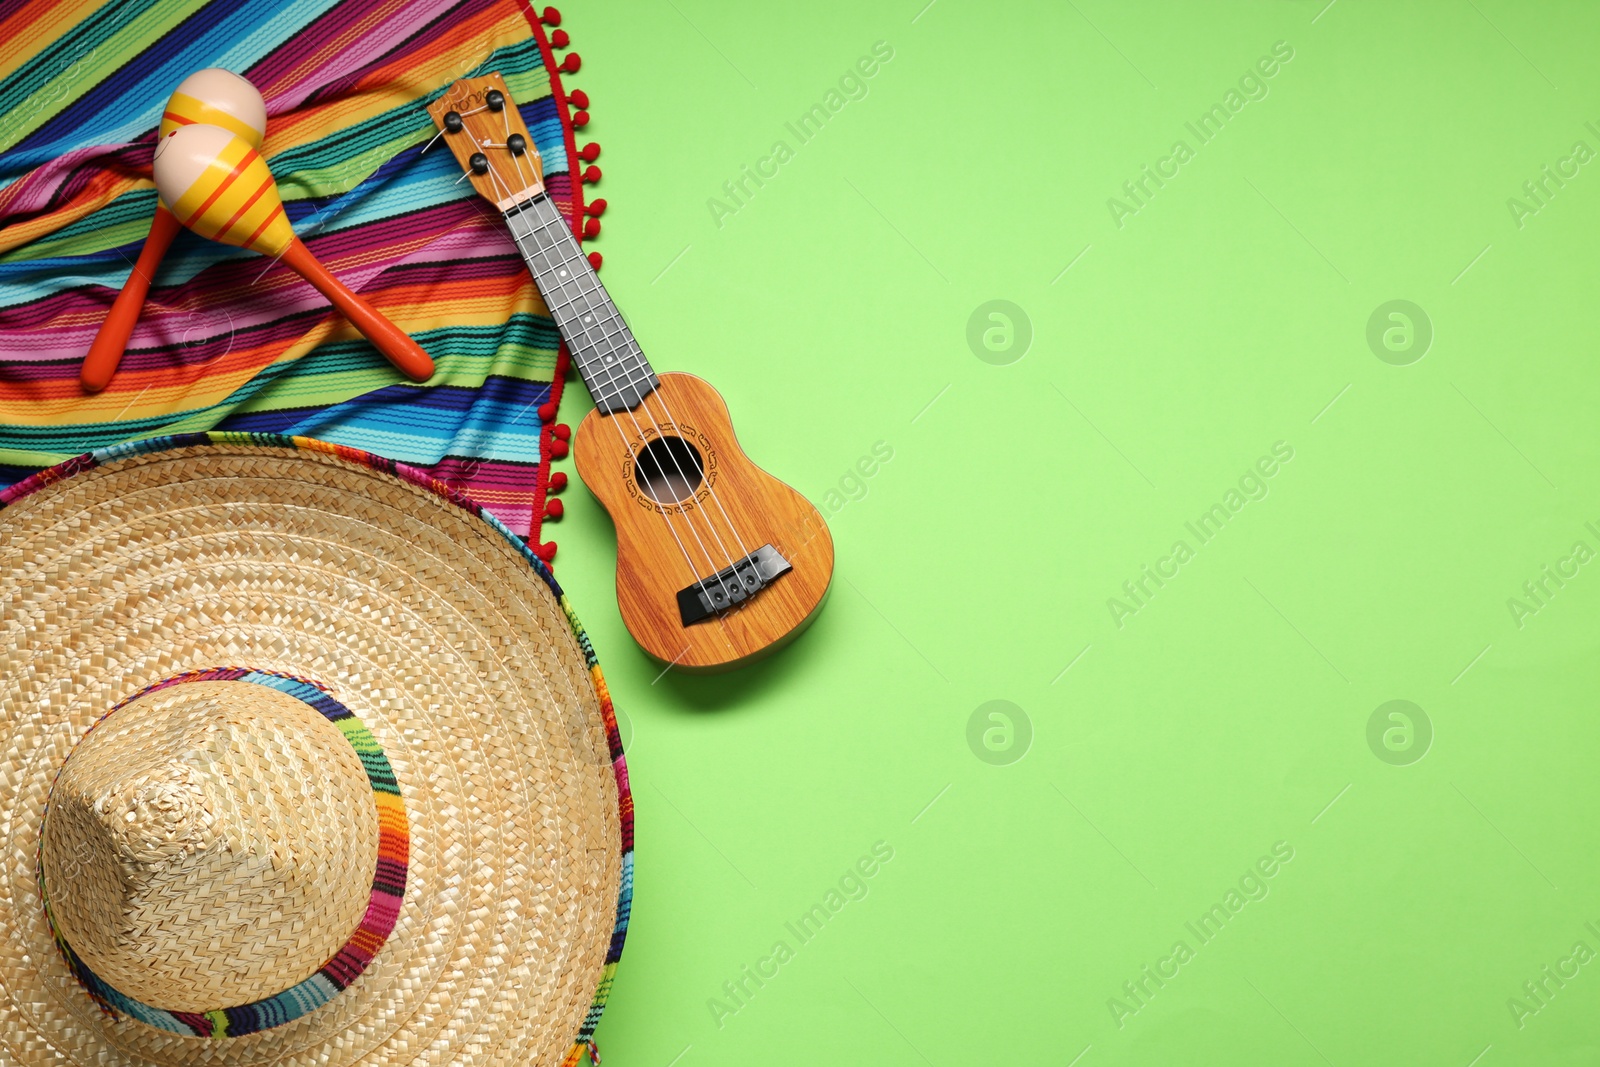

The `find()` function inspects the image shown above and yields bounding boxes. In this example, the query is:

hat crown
[40,681,379,1014]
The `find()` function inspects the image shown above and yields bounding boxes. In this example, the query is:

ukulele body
[574,372,834,672]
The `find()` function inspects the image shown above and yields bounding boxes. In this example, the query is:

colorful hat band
[37,668,409,1039]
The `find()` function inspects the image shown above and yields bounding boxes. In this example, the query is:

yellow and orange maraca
[83,69,434,390]
[82,69,266,391]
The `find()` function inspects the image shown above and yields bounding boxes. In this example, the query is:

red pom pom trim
[541,6,561,25]
[579,142,601,163]
[553,424,572,441]
[560,52,581,73]
[551,28,569,47]
[587,251,602,270]
[582,217,601,238]
[550,438,570,459]
[582,165,601,184]
[569,89,590,109]
[549,471,568,492]
[536,541,558,561]
[585,198,607,217]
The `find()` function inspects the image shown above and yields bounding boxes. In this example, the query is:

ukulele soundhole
[633,436,706,504]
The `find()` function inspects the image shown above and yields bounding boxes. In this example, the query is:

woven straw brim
[0,436,631,1067]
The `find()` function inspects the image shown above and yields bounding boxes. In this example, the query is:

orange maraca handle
[80,205,184,393]
[280,237,435,382]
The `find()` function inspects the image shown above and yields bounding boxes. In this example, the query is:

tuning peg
[154,124,434,382]
[82,69,267,393]
[420,108,463,156]
[485,88,505,112]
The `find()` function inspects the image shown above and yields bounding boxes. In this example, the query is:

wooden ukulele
[429,75,832,672]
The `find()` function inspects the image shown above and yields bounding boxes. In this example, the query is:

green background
[553,2,1600,1064]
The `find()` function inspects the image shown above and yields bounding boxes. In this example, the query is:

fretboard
[504,194,658,413]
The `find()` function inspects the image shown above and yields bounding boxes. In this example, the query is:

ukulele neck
[504,193,658,414]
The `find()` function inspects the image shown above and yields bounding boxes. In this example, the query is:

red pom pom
[550,438,569,459]
[560,52,581,73]
[568,89,589,109]
[541,6,561,26]
[551,28,569,47]
[582,217,601,238]
[544,498,565,520]
[537,401,557,422]
[585,197,606,216]
[536,541,558,561]
[549,471,568,492]
[553,423,572,441]
[587,251,602,270]
[582,165,601,184]
[572,110,589,128]
[578,142,601,163]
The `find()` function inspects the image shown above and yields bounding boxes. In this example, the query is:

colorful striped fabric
[0,0,593,545]
[39,667,411,1040]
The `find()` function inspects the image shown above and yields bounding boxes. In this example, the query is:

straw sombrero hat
[0,434,633,1067]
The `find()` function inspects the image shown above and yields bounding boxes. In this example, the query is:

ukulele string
[569,271,757,594]
[490,134,751,601]
[467,122,733,603]
[494,133,759,582]
[421,95,493,154]
[565,260,737,602]
[633,369,756,568]
[493,151,731,589]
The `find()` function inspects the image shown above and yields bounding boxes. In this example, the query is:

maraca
[153,123,434,381]
[81,69,268,392]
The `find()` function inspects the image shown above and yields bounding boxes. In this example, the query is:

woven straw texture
[0,436,628,1067]
[42,679,382,1013]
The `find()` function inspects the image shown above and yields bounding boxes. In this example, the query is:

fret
[504,195,658,414]
[572,318,640,372]
[584,314,634,360]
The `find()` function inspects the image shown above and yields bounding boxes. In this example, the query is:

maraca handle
[281,238,435,382]
[80,206,184,393]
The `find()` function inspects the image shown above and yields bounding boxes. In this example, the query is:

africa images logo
[706,841,896,1029]
[1107,841,1296,1028]
[707,42,896,228]
[1106,41,1296,229]
[1107,441,1295,629]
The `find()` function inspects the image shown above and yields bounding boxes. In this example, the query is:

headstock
[427,73,545,211]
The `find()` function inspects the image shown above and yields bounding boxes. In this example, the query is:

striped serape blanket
[0,0,598,551]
